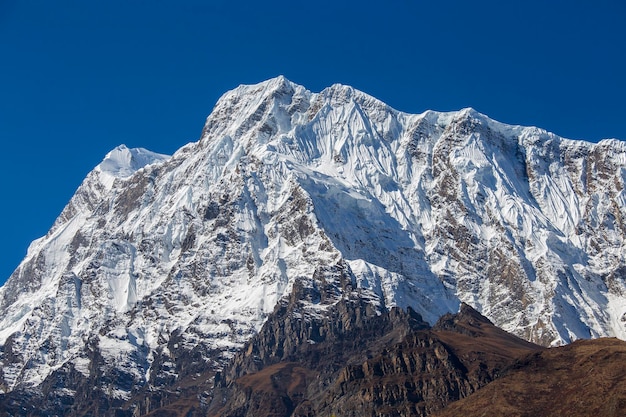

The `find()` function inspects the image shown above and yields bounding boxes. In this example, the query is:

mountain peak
[226,75,298,102]
[96,145,170,181]
[458,106,481,118]
[1,78,626,414]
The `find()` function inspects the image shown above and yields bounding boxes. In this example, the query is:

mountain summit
[0,77,625,413]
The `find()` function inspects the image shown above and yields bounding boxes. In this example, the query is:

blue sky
[1,0,625,285]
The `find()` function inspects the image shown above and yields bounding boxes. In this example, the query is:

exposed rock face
[206,302,626,417]
[206,300,542,417]
[0,77,626,414]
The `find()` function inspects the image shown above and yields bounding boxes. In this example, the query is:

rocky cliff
[0,76,625,415]
[206,299,542,417]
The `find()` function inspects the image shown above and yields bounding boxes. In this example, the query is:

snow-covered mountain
[1,76,625,406]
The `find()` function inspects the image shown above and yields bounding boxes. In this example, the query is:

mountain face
[0,76,625,414]
[206,301,544,417]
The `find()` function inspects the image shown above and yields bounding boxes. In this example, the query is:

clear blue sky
[1,0,625,285]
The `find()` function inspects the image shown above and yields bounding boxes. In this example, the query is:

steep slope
[208,302,625,417]
[434,337,626,417]
[0,76,625,414]
[206,302,542,417]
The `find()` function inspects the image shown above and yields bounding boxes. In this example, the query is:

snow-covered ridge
[95,144,170,190]
[0,76,625,400]
[97,145,170,178]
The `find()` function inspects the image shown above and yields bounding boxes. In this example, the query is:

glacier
[0,76,625,401]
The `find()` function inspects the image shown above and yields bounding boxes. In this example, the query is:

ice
[1,76,625,395]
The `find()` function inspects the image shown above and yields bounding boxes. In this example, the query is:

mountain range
[1,76,625,416]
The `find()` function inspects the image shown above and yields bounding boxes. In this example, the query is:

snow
[96,144,170,189]
[98,145,170,178]
[1,76,626,394]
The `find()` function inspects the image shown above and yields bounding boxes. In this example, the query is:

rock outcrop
[206,300,542,417]
[1,77,626,415]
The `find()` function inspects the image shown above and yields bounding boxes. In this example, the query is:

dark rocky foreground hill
[434,337,626,417]
[205,295,541,417]
[208,298,626,417]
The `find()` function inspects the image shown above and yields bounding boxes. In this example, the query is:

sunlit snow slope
[0,77,625,398]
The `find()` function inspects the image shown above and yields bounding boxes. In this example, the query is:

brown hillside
[435,337,626,417]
